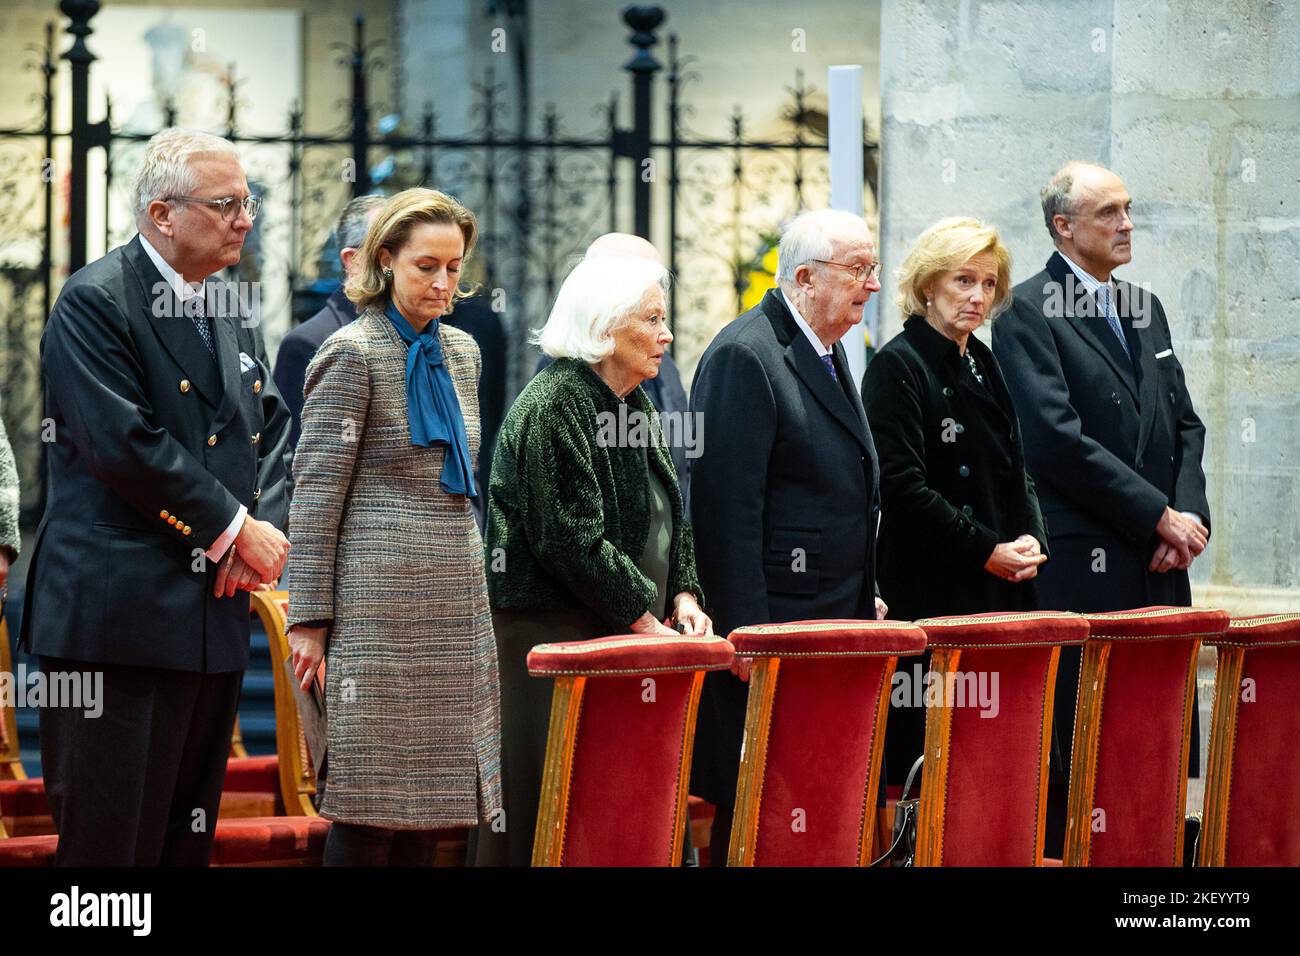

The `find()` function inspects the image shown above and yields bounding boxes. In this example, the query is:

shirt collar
[1058,249,1114,298]
[138,233,206,304]
[779,287,833,357]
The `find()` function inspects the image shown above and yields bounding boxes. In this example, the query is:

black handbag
[870,755,924,867]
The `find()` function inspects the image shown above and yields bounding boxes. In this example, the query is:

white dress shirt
[780,288,834,357]
[139,234,246,561]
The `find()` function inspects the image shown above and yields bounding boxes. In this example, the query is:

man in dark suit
[275,196,507,504]
[993,160,1210,857]
[274,194,385,448]
[22,129,292,865]
[689,209,887,861]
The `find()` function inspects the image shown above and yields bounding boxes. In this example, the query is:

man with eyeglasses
[22,128,292,865]
[688,208,887,862]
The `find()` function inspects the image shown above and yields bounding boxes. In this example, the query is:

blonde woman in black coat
[861,217,1047,788]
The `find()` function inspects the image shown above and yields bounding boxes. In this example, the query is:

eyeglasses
[167,194,262,222]
[810,258,881,284]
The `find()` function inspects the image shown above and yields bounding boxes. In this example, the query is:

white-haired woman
[471,255,710,866]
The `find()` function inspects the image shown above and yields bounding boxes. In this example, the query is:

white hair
[533,256,669,363]
[776,208,873,284]
[131,127,240,221]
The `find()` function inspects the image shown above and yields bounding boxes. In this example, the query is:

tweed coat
[286,306,503,829]
[0,414,18,563]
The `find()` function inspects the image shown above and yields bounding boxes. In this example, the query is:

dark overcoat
[688,289,880,807]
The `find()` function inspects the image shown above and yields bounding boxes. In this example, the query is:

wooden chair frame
[532,671,705,867]
[249,590,319,817]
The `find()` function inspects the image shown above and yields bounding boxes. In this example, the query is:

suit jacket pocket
[768,526,823,555]
[763,561,821,596]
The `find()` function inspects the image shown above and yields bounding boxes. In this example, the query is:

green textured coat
[486,357,703,629]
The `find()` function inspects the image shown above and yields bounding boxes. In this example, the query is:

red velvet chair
[1063,606,1229,867]
[1199,613,1300,866]
[725,619,928,866]
[528,632,734,866]
[913,611,1090,866]
[0,596,297,839]
[0,592,328,865]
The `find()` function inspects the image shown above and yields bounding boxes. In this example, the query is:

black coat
[992,251,1211,614]
[22,235,292,673]
[862,314,1047,622]
[688,288,880,805]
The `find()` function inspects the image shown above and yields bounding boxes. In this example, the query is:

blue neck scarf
[384,301,477,499]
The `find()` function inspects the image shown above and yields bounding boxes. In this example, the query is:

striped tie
[1096,284,1130,361]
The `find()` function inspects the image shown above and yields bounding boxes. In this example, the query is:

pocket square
[1154,348,1173,359]
[239,351,257,372]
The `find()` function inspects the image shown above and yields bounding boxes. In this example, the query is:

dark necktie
[1096,284,1131,361]
[820,353,838,382]
[188,293,216,361]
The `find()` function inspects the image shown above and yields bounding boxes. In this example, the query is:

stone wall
[879,0,1300,611]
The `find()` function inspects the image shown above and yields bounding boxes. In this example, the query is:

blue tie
[820,353,838,382]
[1096,284,1130,361]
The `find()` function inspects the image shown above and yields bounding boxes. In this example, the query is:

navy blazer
[22,235,292,673]
[993,251,1210,612]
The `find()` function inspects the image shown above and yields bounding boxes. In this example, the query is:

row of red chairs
[3,603,1296,866]
[528,607,1299,867]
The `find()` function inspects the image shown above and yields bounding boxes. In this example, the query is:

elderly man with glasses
[687,208,888,861]
[21,127,292,865]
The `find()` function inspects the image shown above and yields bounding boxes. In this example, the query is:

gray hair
[1041,160,1102,244]
[533,255,669,363]
[131,128,239,221]
[776,208,872,284]
[333,194,387,251]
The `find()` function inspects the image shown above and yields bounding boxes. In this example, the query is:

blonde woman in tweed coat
[284,188,502,866]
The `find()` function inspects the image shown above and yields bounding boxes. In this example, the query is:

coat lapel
[125,236,224,408]
[1046,252,1139,402]
[207,308,244,436]
[1117,279,1160,455]
[770,300,871,452]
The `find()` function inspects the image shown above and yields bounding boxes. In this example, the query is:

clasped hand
[984,534,1047,582]
[1150,508,1207,573]
[212,516,290,597]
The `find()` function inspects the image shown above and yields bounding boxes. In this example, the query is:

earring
[383,269,393,281]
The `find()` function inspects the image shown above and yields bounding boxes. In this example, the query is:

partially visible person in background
[474,253,709,866]
[443,284,507,513]
[274,194,386,449]
[0,414,18,605]
[862,217,1047,792]
[535,233,691,501]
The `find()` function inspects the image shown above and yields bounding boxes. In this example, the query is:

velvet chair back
[725,619,927,866]
[528,633,734,866]
[1064,606,1228,866]
[1200,613,1300,866]
[914,611,1089,866]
